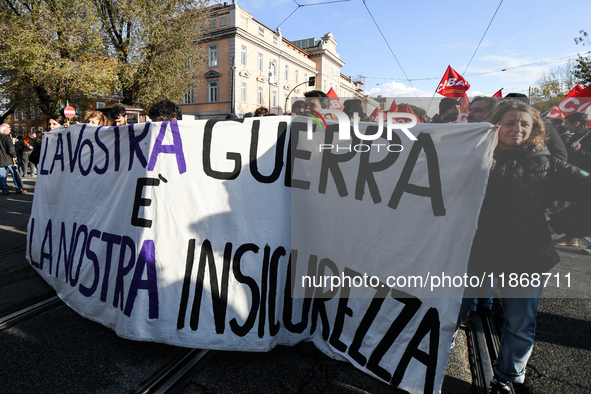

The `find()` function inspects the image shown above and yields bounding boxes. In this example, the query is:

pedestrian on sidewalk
[457,100,591,393]
[0,123,25,194]
[554,112,591,249]
[14,131,38,177]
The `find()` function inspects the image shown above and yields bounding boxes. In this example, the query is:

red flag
[546,85,591,127]
[368,107,387,122]
[395,104,422,123]
[326,87,344,111]
[458,93,470,122]
[388,99,399,113]
[492,88,503,98]
[436,65,470,97]
[565,84,584,98]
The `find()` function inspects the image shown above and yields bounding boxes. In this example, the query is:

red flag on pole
[565,84,584,98]
[326,87,344,111]
[436,65,470,97]
[388,99,399,113]
[546,85,591,127]
[368,107,387,122]
[492,88,503,98]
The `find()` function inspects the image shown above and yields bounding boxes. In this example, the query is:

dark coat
[15,137,38,157]
[0,133,16,167]
[469,146,591,275]
[543,120,568,161]
[562,129,591,173]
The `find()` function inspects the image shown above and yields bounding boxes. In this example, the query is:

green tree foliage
[0,1,115,117]
[530,61,579,112]
[0,0,209,118]
[573,30,591,85]
[92,0,208,106]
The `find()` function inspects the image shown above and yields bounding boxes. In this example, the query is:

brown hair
[84,110,109,126]
[23,131,31,145]
[487,100,546,151]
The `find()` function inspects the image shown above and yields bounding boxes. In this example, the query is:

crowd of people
[0,100,181,195]
[1,92,590,393]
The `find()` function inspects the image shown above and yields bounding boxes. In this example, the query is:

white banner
[27,117,495,393]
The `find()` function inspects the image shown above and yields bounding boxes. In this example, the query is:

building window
[258,26,264,37]
[273,35,278,45]
[258,53,263,72]
[241,45,247,66]
[22,109,26,121]
[219,16,227,26]
[208,81,219,102]
[270,60,276,77]
[21,124,26,134]
[257,85,263,105]
[96,102,105,109]
[183,87,195,104]
[38,127,44,133]
[240,82,247,102]
[208,44,218,68]
[209,19,217,29]
[272,90,277,108]
[295,69,299,84]
[14,110,18,121]
[30,126,35,133]
[284,65,289,81]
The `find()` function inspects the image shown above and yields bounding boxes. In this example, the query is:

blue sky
[236,0,589,99]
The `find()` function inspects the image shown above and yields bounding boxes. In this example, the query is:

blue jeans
[494,284,543,383]
[457,278,543,383]
[0,166,22,192]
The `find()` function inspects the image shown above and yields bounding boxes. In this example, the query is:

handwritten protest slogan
[27,117,495,393]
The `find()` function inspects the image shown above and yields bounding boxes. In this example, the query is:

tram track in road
[134,348,215,394]
[466,313,515,394]
[0,294,62,331]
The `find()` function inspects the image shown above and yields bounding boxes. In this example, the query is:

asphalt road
[1,177,589,393]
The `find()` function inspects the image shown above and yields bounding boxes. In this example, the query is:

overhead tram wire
[427,0,503,113]
[362,0,419,99]
[363,53,586,83]
[463,0,504,74]
[277,0,352,30]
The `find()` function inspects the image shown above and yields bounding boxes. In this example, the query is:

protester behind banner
[343,99,367,121]
[83,110,110,126]
[467,96,500,123]
[431,98,461,123]
[148,99,182,122]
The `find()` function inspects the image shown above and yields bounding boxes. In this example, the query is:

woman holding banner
[459,100,591,393]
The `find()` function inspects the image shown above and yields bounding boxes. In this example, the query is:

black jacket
[469,146,591,275]
[562,129,591,172]
[14,137,38,157]
[0,133,16,167]
[544,120,568,161]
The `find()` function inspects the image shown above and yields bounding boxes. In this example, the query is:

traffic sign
[64,106,76,119]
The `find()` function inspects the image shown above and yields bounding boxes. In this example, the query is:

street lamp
[284,76,316,111]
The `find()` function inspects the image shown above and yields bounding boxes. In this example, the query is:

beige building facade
[180,1,366,119]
